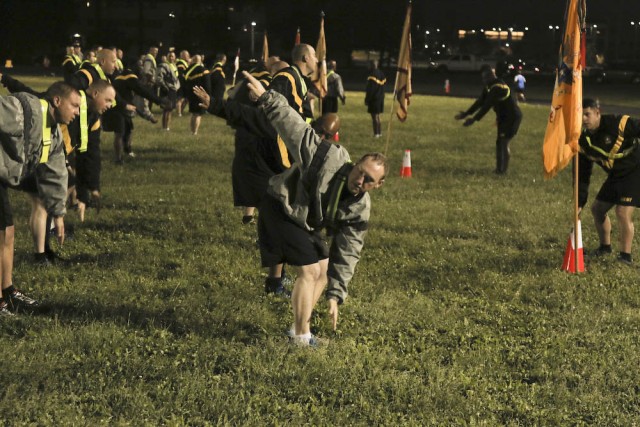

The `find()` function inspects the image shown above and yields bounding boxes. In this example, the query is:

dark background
[1,0,640,70]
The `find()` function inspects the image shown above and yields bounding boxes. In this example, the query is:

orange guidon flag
[314,14,328,98]
[394,3,412,122]
[262,32,269,63]
[294,27,301,46]
[542,0,586,179]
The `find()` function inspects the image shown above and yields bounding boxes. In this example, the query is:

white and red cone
[561,220,585,273]
[400,149,412,178]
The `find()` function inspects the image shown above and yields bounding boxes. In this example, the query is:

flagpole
[383,88,398,156]
[574,152,580,273]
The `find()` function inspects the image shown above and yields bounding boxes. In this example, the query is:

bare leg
[0,226,14,290]
[591,200,614,247]
[28,196,47,254]
[615,205,635,254]
[292,263,322,335]
[191,114,201,135]
[113,133,124,163]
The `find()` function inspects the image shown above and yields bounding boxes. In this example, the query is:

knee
[298,263,322,283]
[591,203,608,221]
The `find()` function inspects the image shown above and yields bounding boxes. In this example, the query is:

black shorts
[596,167,640,207]
[0,184,13,229]
[159,89,177,110]
[102,108,134,134]
[258,196,329,267]
[16,173,37,194]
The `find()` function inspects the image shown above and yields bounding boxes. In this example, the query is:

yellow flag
[542,0,586,179]
[261,32,269,64]
[394,3,412,122]
[313,15,328,98]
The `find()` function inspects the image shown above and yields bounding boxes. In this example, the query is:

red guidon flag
[542,0,586,179]
[394,3,412,122]
[313,14,328,98]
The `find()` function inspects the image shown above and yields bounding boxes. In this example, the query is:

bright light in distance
[86,1,90,6]
[505,43,510,47]
[548,25,553,29]
[425,44,428,48]
[426,30,430,34]
[168,12,175,18]
[524,27,529,31]
[251,21,256,26]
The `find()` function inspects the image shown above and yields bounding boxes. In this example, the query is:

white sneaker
[127,152,136,158]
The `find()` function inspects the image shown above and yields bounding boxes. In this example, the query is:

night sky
[1,0,640,64]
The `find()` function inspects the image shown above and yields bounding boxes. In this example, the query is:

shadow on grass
[29,298,266,344]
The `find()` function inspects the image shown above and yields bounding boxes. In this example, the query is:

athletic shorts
[257,196,329,267]
[102,108,134,134]
[16,173,37,194]
[0,184,13,229]
[596,167,640,207]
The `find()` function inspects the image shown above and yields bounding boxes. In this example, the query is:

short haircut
[583,98,600,110]
[45,81,80,102]
[291,44,312,63]
[215,53,226,62]
[87,79,113,94]
[97,48,115,63]
[357,152,389,179]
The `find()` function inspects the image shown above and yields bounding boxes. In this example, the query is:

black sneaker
[0,300,15,317]
[265,278,291,298]
[34,252,52,267]
[617,254,633,266]
[6,289,40,312]
[590,246,612,257]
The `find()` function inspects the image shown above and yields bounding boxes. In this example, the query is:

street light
[251,21,256,60]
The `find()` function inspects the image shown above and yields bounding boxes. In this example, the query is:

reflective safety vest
[39,100,52,163]
[169,62,179,78]
[488,82,511,101]
[78,91,89,152]
[583,115,634,169]
[145,53,156,68]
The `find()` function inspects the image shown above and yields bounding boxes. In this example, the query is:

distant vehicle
[435,54,495,72]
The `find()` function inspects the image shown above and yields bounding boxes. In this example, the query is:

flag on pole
[232,48,240,86]
[261,32,269,63]
[394,2,412,122]
[542,0,586,179]
[313,13,328,99]
[294,27,301,46]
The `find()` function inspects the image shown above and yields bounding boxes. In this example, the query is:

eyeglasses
[357,164,377,185]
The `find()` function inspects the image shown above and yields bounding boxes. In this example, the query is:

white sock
[294,332,312,343]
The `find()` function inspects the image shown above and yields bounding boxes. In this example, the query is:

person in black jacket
[102,68,165,163]
[455,65,523,174]
[365,60,386,138]
[578,98,640,266]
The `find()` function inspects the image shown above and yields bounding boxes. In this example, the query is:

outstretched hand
[463,118,475,127]
[193,86,210,109]
[328,298,339,331]
[242,70,266,101]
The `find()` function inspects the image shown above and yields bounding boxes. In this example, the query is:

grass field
[1,76,639,425]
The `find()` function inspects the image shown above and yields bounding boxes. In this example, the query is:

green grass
[1,77,639,425]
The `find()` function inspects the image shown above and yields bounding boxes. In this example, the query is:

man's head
[97,48,117,75]
[215,53,227,65]
[86,80,116,115]
[369,60,379,71]
[66,46,74,55]
[480,64,496,84]
[582,98,601,132]
[312,113,341,139]
[45,82,82,125]
[328,60,336,71]
[116,48,124,59]
[191,54,202,65]
[86,50,97,64]
[180,50,190,61]
[269,60,289,76]
[167,51,176,63]
[265,55,280,70]
[149,46,159,57]
[291,44,317,76]
[347,153,388,196]
[73,44,82,55]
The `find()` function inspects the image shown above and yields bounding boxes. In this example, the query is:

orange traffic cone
[332,131,339,142]
[561,220,585,273]
[444,79,451,94]
[400,149,412,178]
